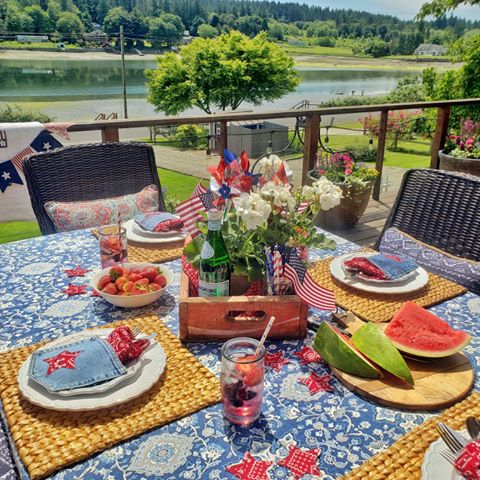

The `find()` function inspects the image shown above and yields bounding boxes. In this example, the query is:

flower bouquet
[444,118,480,159]
[183,149,342,296]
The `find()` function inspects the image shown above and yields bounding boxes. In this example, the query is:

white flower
[233,192,271,230]
[260,182,296,212]
[302,176,342,212]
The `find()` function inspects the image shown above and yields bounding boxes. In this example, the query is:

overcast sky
[292,1,480,20]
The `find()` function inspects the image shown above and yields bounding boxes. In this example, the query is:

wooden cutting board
[329,312,474,411]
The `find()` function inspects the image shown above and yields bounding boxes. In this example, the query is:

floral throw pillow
[44,185,159,232]
[379,227,480,294]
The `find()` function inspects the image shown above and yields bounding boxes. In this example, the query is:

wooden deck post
[101,126,120,143]
[302,113,320,185]
[372,109,389,201]
[219,120,228,153]
[430,106,451,169]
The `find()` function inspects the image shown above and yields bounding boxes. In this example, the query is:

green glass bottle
[199,209,231,297]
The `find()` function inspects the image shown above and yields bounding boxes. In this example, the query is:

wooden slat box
[179,272,308,342]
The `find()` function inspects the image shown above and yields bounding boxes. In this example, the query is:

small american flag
[175,188,214,236]
[284,248,336,311]
[193,182,208,197]
[297,201,310,214]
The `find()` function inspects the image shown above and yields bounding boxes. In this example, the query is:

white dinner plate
[340,252,418,284]
[124,219,187,245]
[330,252,429,295]
[18,328,166,411]
[421,431,465,480]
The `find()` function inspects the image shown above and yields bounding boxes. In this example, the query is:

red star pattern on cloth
[62,283,87,296]
[64,265,91,277]
[294,346,323,365]
[277,445,322,479]
[90,289,101,297]
[43,350,82,375]
[226,453,272,480]
[265,352,290,372]
[298,372,334,395]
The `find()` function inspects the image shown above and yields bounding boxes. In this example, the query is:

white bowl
[90,262,173,308]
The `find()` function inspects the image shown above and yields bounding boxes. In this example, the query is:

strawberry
[235,355,263,386]
[97,274,111,290]
[141,266,159,283]
[109,266,125,281]
[115,275,128,289]
[153,274,167,288]
[122,280,134,293]
[102,282,118,295]
[148,283,161,292]
[129,267,142,275]
[131,278,149,295]
[129,273,143,283]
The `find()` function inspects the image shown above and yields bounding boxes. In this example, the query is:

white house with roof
[414,43,447,56]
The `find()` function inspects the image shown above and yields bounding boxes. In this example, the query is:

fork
[131,326,141,338]
[437,423,468,455]
[440,449,457,465]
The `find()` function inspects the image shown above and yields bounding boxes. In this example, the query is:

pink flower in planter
[345,168,353,175]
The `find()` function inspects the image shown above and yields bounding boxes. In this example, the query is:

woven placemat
[308,257,467,323]
[341,391,480,479]
[128,243,183,264]
[0,314,221,480]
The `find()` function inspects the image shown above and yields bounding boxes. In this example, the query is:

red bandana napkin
[107,326,150,363]
[455,441,480,480]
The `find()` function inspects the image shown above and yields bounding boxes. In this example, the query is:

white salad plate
[124,219,187,244]
[18,329,166,411]
[421,431,465,480]
[330,252,429,295]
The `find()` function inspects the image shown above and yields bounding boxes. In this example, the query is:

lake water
[0,58,408,121]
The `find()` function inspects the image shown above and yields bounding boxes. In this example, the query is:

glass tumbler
[98,224,128,268]
[220,337,265,426]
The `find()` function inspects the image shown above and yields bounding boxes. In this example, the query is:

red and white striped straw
[255,316,276,357]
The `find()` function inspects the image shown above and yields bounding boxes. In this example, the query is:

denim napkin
[134,212,184,232]
[29,337,126,392]
[367,253,418,280]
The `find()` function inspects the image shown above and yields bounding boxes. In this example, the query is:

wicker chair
[374,169,480,261]
[23,142,164,235]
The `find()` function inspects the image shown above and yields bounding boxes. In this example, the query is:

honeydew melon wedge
[313,322,382,379]
[351,323,414,386]
[385,301,471,358]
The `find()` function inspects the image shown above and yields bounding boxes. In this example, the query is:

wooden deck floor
[324,167,405,246]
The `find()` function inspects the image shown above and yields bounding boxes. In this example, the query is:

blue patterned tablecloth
[0,229,478,480]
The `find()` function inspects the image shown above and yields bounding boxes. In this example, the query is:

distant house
[16,35,48,43]
[414,44,447,56]
[84,30,108,45]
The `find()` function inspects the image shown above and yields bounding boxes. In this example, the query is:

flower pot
[438,150,480,176]
[308,170,374,230]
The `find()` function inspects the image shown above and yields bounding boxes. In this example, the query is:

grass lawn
[0,40,81,50]
[283,43,355,57]
[0,168,205,245]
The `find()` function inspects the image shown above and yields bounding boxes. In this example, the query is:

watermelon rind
[351,323,415,386]
[385,301,471,358]
[313,322,382,379]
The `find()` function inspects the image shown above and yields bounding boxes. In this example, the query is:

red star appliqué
[62,283,87,296]
[294,346,323,365]
[64,265,91,277]
[278,445,322,479]
[265,352,290,372]
[44,350,82,375]
[298,372,334,395]
[226,452,272,480]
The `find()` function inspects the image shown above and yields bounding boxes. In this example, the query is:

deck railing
[67,98,480,200]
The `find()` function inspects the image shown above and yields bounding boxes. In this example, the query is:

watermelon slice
[313,322,382,379]
[385,301,471,358]
[351,323,414,386]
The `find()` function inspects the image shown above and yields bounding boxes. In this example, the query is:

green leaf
[183,236,203,269]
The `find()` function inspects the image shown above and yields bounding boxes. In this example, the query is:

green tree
[363,38,390,57]
[197,23,217,38]
[103,7,130,36]
[4,8,34,33]
[146,31,299,114]
[25,5,52,33]
[237,15,265,37]
[418,0,479,18]
[56,12,84,41]
[268,21,285,41]
[96,0,110,24]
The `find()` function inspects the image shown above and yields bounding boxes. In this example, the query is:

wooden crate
[179,271,308,342]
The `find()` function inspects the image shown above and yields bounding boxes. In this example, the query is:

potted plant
[184,152,342,295]
[308,153,379,229]
[440,118,480,176]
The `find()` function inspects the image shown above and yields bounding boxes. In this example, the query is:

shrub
[172,124,208,150]
[316,36,336,47]
[345,144,378,163]
[0,104,54,123]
